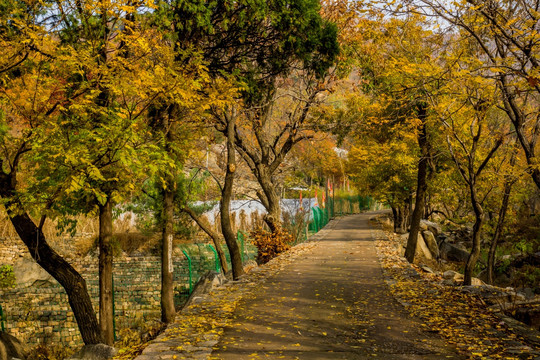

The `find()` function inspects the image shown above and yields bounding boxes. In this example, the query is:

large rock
[182,272,227,309]
[399,233,409,246]
[0,332,26,360]
[460,284,526,306]
[471,277,485,286]
[12,256,55,287]
[421,230,440,258]
[419,220,442,237]
[440,240,470,263]
[398,233,433,259]
[415,233,433,260]
[67,344,117,360]
[443,270,464,283]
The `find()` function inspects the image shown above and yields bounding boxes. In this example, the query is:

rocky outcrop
[0,332,26,360]
[442,270,463,283]
[397,233,434,259]
[441,270,484,286]
[182,272,227,309]
[421,230,439,258]
[419,220,442,237]
[415,233,433,260]
[439,240,470,263]
[12,256,55,287]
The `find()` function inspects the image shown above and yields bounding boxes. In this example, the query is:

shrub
[0,265,16,289]
[513,264,540,293]
[250,227,293,265]
[27,344,73,360]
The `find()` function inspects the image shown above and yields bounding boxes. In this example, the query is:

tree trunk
[98,198,114,345]
[221,115,244,280]
[464,186,484,286]
[182,207,229,274]
[487,147,517,284]
[392,206,409,234]
[498,81,540,191]
[406,112,430,263]
[487,181,512,284]
[257,170,282,232]
[4,210,102,344]
[161,187,176,323]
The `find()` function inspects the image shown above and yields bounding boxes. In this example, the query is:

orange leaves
[250,227,293,265]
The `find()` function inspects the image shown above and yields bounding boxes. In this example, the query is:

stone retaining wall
[0,251,221,347]
[0,237,28,265]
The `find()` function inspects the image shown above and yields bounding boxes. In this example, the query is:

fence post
[207,244,220,273]
[316,207,325,229]
[182,250,193,294]
[311,207,319,232]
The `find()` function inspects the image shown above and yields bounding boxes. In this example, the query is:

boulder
[421,231,440,258]
[419,220,442,237]
[440,240,470,263]
[182,272,227,309]
[0,332,26,360]
[12,256,55,287]
[415,233,433,260]
[471,277,485,286]
[67,344,117,360]
[443,270,464,282]
[461,284,526,306]
[398,233,433,259]
[420,265,435,274]
[399,233,409,247]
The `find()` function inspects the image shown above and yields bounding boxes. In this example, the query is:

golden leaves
[376,226,537,359]
[250,227,293,265]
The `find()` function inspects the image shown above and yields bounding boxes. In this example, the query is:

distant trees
[328,1,537,286]
[415,0,540,191]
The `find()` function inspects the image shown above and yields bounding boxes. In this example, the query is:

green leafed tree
[0,0,181,344]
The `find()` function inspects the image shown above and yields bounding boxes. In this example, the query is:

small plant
[0,265,16,289]
[114,320,165,360]
[250,227,293,265]
[513,264,540,293]
[27,344,73,360]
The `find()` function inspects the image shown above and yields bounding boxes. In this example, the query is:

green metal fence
[0,196,376,344]
[306,195,375,236]
[0,304,5,332]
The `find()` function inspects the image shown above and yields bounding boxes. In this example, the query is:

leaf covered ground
[374,224,540,359]
[115,215,540,359]
[115,239,323,359]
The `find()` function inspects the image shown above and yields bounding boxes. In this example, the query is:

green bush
[0,265,16,289]
[513,264,540,293]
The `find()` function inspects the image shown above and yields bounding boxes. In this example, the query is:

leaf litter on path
[373,224,540,359]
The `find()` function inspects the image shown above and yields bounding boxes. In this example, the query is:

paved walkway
[210,213,463,359]
[134,213,464,360]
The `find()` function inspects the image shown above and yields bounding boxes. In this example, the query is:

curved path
[210,213,463,359]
